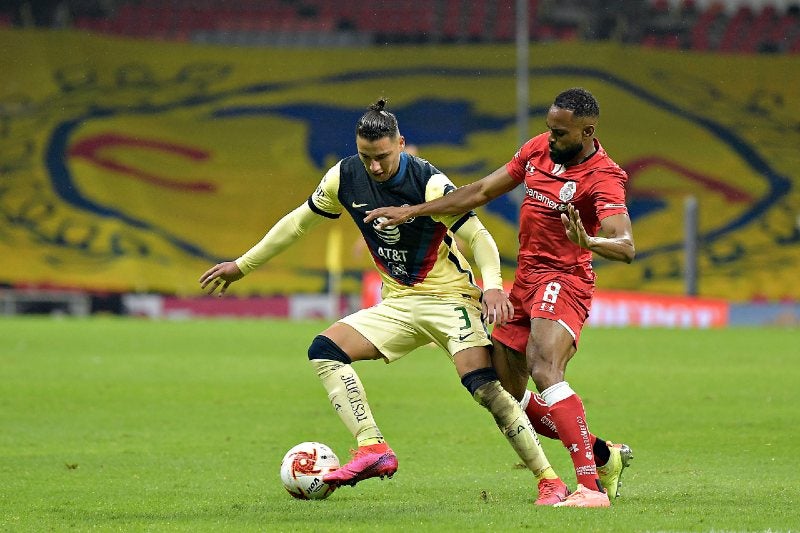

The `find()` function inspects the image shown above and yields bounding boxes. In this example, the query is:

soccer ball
[279,441,340,500]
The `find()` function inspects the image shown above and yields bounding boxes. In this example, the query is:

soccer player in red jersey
[365,88,636,507]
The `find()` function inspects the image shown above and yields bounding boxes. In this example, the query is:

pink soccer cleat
[553,483,611,508]
[322,443,398,487]
[534,477,570,505]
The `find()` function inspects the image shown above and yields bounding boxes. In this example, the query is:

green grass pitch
[1,317,798,531]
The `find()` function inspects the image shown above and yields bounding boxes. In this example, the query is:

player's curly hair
[553,87,600,118]
[356,98,400,141]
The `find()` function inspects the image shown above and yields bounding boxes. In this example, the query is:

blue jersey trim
[307,197,340,219]
[380,151,409,188]
[448,212,475,233]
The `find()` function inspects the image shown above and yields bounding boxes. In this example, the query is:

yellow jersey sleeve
[453,216,504,291]
[425,172,465,228]
[235,162,346,275]
[309,161,344,216]
[424,172,504,291]
[234,202,325,275]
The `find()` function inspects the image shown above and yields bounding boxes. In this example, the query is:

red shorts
[492,271,594,353]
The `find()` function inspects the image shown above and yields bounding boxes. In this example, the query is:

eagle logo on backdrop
[0,34,794,299]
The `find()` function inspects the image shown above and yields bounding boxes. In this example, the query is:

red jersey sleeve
[505,137,540,183]
[589,169,629,221]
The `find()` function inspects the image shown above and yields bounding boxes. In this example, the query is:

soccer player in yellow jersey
[199,99,570,504]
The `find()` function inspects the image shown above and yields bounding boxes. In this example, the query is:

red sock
[548,393,603,492]
[525,390,606,464]
[523,392,560,440]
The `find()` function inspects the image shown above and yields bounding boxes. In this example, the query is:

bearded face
[549,140,584,164]
[546,105,595,166]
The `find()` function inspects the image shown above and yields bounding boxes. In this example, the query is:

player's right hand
[364,206,414,229]
[199,261,244,296]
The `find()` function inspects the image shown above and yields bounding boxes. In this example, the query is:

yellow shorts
[339,294,491,362]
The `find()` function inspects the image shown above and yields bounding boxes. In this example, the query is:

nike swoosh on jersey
[458,332,474,341]
[352,202,368,208]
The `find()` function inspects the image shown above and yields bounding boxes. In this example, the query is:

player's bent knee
[307,335,352,364]
[460,367,499,397]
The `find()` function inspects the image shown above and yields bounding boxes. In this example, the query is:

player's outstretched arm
[365,166,518,229]
[454,216,514,325]
[561,204,635,263]
[199,202,326,296]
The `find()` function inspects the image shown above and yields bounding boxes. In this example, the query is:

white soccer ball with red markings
[280,441,340,500]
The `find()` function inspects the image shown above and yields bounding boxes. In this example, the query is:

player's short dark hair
[553,87,600,118]
[356,98,400,141]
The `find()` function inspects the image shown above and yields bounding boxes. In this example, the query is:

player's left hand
[482,288,514,325]
[561,203,593,250]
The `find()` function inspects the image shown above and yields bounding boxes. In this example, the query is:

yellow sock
[311,359,383,446]
[474,380,555,479]
[537,466,559,481]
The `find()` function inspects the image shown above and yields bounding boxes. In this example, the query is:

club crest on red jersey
[559,181,576,202]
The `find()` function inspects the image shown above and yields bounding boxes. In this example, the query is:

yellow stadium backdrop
[1,30,798,301]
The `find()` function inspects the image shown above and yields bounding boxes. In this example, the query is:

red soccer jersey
[505,132,629,281]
